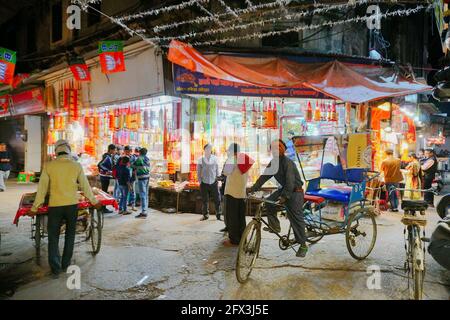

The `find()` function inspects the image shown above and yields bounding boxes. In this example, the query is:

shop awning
[168,40,432,104]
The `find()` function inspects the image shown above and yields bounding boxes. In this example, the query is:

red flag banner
[0,47,16,85]
[69,56,91,81]
[70,64,91,81]
[98,41,125,74]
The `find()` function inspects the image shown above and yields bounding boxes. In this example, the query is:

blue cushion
[345,168,366,183]
[306,188,351,203]
[321,163,346,181]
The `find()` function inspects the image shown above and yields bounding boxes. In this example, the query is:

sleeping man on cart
[249,139,308,258]
[30,140,102,278]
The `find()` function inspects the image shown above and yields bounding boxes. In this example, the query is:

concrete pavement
[0,180,449,300]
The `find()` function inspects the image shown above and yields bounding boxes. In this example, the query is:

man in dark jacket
[98,144,116,213]
[249,140,308,258]
[116,156,132,215]
[421,149,438,207]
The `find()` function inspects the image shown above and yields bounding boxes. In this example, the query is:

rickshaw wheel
[236,219,261,284]
[90,208,102,255]
[345,207,377,260]
[34,215,42,264]
[306,226,324,244]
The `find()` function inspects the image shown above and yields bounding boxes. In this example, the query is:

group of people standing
[380,148,438,212]
[196,140,308,257]
[97,144,150,219]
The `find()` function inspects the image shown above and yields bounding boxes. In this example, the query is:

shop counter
[148,184,276,215]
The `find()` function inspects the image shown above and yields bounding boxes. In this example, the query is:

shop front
[156,40,432,214]
[0,87,46,177]
[370,99,421,170]
[39,42,182,187]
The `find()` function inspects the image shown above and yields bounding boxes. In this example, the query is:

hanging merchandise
[143,109,149,130]
[163,107,168,159]
[257,101,263,128]
[108,109,115,131]
[0,47,16,85]
[98,41,126,74]
[272,101,278,129]
[0,94,9,116]
[44,86,56,112]
[305,101,313,122]
[326,102,331,121]
[320,101,325,121]
[330,101,338,122]
[241,100,246,127]
[262,101,269,128]
[251,102,257,127]
[69,56,91,81]
[63,87,80,122]
[313,101,321,122]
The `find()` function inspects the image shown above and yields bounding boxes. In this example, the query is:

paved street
[0,181,449,300]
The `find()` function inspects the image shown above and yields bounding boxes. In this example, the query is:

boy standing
[116,156,132,215]
[133,148,150,219]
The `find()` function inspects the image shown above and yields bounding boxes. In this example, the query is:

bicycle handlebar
[247,194,283,206]
[390,187,439,195]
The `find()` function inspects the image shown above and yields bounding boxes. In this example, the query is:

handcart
[13,187,118,264]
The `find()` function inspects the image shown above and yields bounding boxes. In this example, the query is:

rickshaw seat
[304,194,325,204]
[306,188,351,203]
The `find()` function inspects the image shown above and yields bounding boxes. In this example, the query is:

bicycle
[388,187,438,300]
[236,191,377,284]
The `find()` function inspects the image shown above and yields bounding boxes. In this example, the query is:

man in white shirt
[223,143,249,246]
[197,144,221,221]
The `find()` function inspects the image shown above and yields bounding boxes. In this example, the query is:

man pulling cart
[29,140,102,278]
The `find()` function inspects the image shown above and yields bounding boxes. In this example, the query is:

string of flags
[1,40,126,87]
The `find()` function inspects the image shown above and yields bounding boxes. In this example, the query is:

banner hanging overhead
[0,47,16,85]
[168,40,432,103]
[173,64,327,98]
[98,41,126,74]
[69,56,91,81]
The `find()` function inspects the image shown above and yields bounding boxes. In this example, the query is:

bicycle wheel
[306,226,324,244]
[411,225,425,300]
[34,215,42,264]
[236,219,261,284]
[90,208,102,255]
[345,207,377,260]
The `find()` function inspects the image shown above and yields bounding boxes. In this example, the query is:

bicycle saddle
[401,200,428,211]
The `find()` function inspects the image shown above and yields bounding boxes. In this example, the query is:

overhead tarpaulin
[168,40,432,104]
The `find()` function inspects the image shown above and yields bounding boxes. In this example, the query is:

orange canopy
[168,40,432,103]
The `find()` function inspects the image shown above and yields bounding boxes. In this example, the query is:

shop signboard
[347,133,372,168]
[427,136,446,145]
[174,65,328,99]
[10,88,45,116]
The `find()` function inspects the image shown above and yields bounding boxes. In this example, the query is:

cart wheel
[306,226,324,244]
[345,207,377,260]
[236,219,261,284]
[90,208,102,255]
[34,215,42,265]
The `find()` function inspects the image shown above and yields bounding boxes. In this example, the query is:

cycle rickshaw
[236,135,379,283]
[13,187,118,264]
